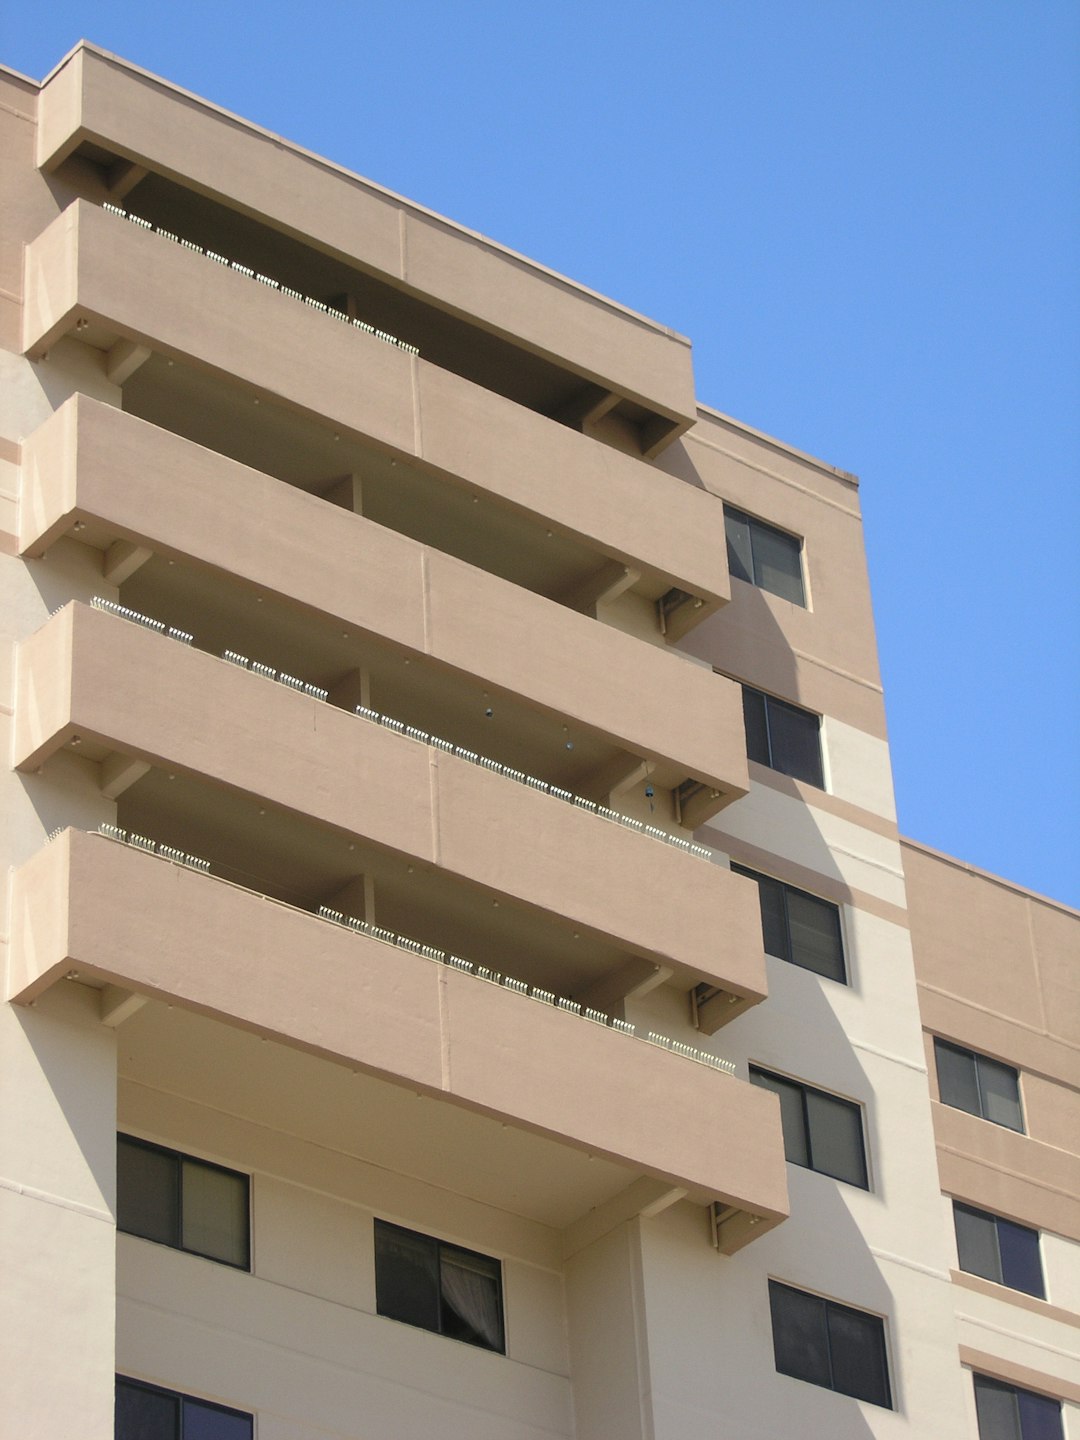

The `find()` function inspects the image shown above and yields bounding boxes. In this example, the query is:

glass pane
[1016,1388,1064,1440]
[182,1398,253,1440]
[827,1303,891,1407]
[732,867,788,961]
[765,697,823,787]
[753,523,805,605]
[117,1138,179,1248]
[998,1219,1044,1298]
[440,1246,505,1352]
[805,1090,868,1188]
[375,1222,441,1333]
[785,889,845,981]
[974,1374,1022,1440]
[116,1379,180,1440]
[935,1041,981,1116]
[978,1057,1024,1131]
[742,687,771,767]
[751,1071,809,1167]
[954,1204,1002,1284]
[724,509,754,585]
[181,1160,249,1268]
[768,1282,831,1388]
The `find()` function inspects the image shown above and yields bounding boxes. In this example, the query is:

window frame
[374,1218,506,1354]
[115,1375,253,1439]
[750,1066,869,1189]
[724,504,807,606]
[972,1372,1064,1440]
[953,1201,1045,1299]
[731,862,847,983]
[117,1133,251,1271]
[933,1039,1025,1133]
[768,1280,893,1409]
[740,683,825,789]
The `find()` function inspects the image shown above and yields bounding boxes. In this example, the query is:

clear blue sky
[4,2,1078,906]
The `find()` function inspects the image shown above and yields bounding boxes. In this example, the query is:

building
[1,41,1076,1440]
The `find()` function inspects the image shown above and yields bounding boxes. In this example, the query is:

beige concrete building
[1,41,1076,1440]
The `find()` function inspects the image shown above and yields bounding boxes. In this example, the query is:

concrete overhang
[13,602,768,1003]
[23,203,726,621]
[36,45,697,454]
[19,396,749,814]
[9,829,789,1248]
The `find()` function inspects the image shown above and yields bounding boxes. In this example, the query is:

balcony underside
[10,830,789,1249]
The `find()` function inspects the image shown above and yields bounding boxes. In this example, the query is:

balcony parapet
[20,396,749,813]
[14,602,768,1001]
[22,202,729,617]
[9,827,789,1247]
[37,44,697,451]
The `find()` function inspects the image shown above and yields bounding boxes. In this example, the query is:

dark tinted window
[117,1135,250,1269]
[954,1203,1044,1298]
[741,685,824,788]
[375,1220,505,1353]
[724,506,805,605]
[769,1281,891,1408]
[732,864,846,982]
[934,1041,1024,1132]
[751,1068,868,1188]
[116,1378,252,1440]
[973,1373,1064,1440]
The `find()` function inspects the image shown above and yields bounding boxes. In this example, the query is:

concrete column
[565,1217,655,1440]
[0,982,118,1437]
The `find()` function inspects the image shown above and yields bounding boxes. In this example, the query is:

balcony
[20,395,749,820]
[23,203,726,633]
[9,829,789,1249]
[36,44,696,457]
[13,602,767,1007]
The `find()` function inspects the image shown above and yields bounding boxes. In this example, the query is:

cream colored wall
[0,983,117,1438]
[114,1022,575,1439]
[629,1199,967,1438]
[1,74,121,1439]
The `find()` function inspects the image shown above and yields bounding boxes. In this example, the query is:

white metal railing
[89,595,192,643]
[66,825,734,1075]
[353,704,713,862]
[101,202,420,356]
[92,823,210,872]
[223,649,329,701]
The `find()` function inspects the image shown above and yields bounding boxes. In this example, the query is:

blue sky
[4,2,1078,906]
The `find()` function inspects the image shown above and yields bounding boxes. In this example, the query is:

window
[973,1374,1064,1440]
[374,1220,505,1353]
[954,1202,1044,1298]
[741,685,824,788]
[768,1281,892,1408]
[934,1040,1024,1132]
[732,863,846,982]
[117,1134,250,1269]
[750,1067,868,1188]
[116,1377,253,1439]
[724,505,806,605]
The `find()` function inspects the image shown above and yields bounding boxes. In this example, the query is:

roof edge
[41,41,693,350]
[901,835,1079,917]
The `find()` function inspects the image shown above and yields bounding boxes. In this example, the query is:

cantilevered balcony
[20,396,749,821]
[10,830,788,1250]
[13,602,767,1007]
[37,44,697,457]
[23,201,723,636]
